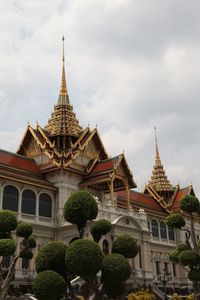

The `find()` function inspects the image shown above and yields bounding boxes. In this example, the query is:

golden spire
[154,126,159,159]
[58,36,69,105]
[45,36,82,139]
[147,127,173,195]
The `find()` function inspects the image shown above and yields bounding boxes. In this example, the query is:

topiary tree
[0,210,36,300]
[65,239,103,280]
[64,190,98,238]
[112,235,139,258]
[165,195,200,300]
[90,219,112,243]
[34,190,136,300]
[101,253,131,299]
[32,270,66,300]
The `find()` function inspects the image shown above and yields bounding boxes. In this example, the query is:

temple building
[0,39,199,293]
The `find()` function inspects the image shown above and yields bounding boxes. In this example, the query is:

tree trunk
[0,256,19,300]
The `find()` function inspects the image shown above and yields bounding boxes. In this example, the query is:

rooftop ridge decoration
[45,36,82,138]
[147,127,173,194]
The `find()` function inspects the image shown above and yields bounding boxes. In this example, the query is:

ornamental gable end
[21,135,41,158]
[83,138,100,160]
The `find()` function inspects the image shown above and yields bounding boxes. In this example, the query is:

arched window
[148,220,151,230]
[160,221,167,239]
[22,190,36,215]
[102,240,109,254]
[3,185,19,212]
[168,227,175,241]
[151,220,159,237]
[39,193,52,218]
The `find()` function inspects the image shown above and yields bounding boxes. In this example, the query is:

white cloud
[0,0,200,196]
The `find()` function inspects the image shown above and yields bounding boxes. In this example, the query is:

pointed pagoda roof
[147,127,173,193]
[45,36,82,137]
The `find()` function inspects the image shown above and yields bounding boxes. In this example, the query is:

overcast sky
[0,0,200,195]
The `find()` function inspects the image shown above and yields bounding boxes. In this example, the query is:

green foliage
[180,195,200,213]
[179,250,200,266]
[16,222,32,238]
[103,280,125,298]
[101,253,131,282]
[169,250,180,263]
[165,213,185,229]
[112,235,138,258]
[0,210,17,233]
[0,232,10,239]
[0,239,16,256]
[177,243,191,253]
[22,236,37,248]
[65,239,103,279]
[90,219,112,243]
[20,249,33,259]
[64,190,98,230]
[36,241,67,276]
[188,269,200,281]
[32,270,66,300]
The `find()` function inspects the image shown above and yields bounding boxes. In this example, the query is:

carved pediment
[83,139,99,160]
[24,136,41,157]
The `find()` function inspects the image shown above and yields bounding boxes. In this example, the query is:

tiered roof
[147,133,173,193]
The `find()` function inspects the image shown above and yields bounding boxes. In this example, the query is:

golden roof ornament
[45,36,82,138]
[58,36,69,105]
[148,127,173,193]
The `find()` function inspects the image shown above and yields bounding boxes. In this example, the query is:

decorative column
[125,180,130,208]
[109,177,115,205]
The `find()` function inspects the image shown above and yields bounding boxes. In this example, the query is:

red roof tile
[0,149,40,174]
[117,190,166,212]
[90,157,119,175]
[171,187,190,212]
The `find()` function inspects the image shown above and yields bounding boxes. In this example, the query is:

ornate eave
[80,153,137,191]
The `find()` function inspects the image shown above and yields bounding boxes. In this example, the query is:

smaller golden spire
[154,126,159,159]
[58,36,69,105]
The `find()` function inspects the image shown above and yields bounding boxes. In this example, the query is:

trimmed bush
[20,249,33,259]
[180,195,200,213]
[188,269,200,281]
[165,213,185,229]
[32,270,66,300]
[90,219,111,243]
[112,235,138,258]
[0,239,16,256]
[169,250,180,263]
[22,236,36,249]
[103,280,125,297]
[177,243,191,253]
[0,210,17,232]
[16,222,32,238]
[0,232,10,239]
[65,239,103,279]
[101,253,131,282]
[179,250,200,266]
[36,241,67,276]
[64,190,98,229]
